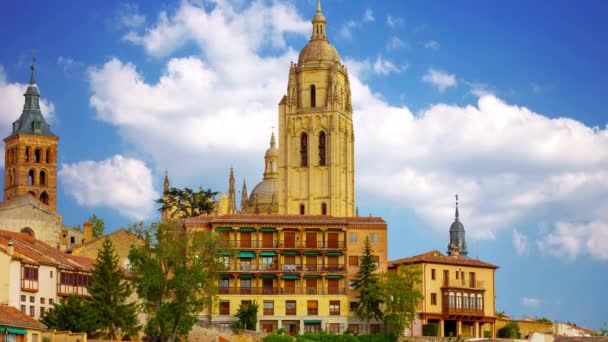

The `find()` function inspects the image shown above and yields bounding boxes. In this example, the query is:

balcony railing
[307,309,318,315]
[442,279,485,289]
[57,284,89,296]
[442,306,484,316]
[225,263,345,273]
[221,240,346,249]
[218,287,347,295]
[21,279,38,292]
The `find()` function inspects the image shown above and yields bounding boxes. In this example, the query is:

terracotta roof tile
[389,250,499,269]
[0,230,94,271]
[0,305,47,330]
[186,213,386,226]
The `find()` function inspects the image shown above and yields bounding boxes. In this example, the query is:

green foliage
[40,294,99,335]
[263,333,295,342]
[235,300,259,330]
[483,331,492,338]
[355,334,396,342]
[381,265,423,337]
[89,239,139,340]
[496,310,508,318]
[157,187,218,218]
[293,333,395,342]
[72,224,82,232]
[599,322,608,336]
[422,323,439,336]
[277,328,286,335]
[128,221,229,342]
[537,317,551,323]
[352,236,383,332]
[88,214,105,237]
[497,322,521,339]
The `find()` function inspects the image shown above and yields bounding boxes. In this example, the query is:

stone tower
[4,60,59,211]
[278,0,355,216]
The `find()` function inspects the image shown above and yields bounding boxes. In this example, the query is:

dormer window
[32,120,41,133]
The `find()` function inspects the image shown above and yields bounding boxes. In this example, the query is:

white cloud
[522,297,541,308]
[59,155,159,220]
[373,56,407,75]
[340,20,358,40]
[386,15,404,28]
[363,8,374,22]
[386,36,407,50]
[537,221,608,261]
[0,66,55,167]
[513,229,528,255]
[424,40,440,50]
[422,68,457,92]
[117,3,146,29]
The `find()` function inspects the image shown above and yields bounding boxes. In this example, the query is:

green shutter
[7,328,27,335]
[259,251,277,257]
[260,227,277,232]
[326,252,343,256]
[217,227,233,231]
[238,227,255,232]
[303,251,321,256]
[281,251,299,255]
[281,275,300,280]
[237,251,256,258]
[303,274,321,279]
[260,274,277,279]
[304,320,322,324]
[238,274,254,279]
[326,275,343,279]
[219,274,232,279]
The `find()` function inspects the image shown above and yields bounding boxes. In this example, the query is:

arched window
[449,292,455,308]
[28,169,35,185]
[8,170,13,186]
[321,203,327,215]
[40,192,49,205]
[25,147,30,162]
[319,131,326,166]
[34,149,41,163]
[300,204,305,215]
[456,292,462,309]
[300,133,308,167]
[20,227,34,237]
[477,294,483,310]
[310,85,316,107]
[463,293,469,309]
[470,294,476,310]
[46,149,51,163]
[40,170,46,186]
[12,168,16,185]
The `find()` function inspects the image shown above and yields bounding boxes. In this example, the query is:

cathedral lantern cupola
[4,58,59,211]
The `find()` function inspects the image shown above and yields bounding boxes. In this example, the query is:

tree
[234,301,259,331]
[89,239,139,340]
[89,214,105,237]
[599,322,608,336]
[40,294,99,335]
[128,221,229,342]
[381,265,424,337]
[156,187,218,219]
[497,322,521,338]
[352,236,383,334]
[537,317,551,323]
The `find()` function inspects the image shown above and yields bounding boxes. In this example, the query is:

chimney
[450,245,460,258]
[7,241,14,256]
[83,221,93,242]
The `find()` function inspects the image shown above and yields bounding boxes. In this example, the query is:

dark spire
[30,56,36,85]
[163,169,170,193]
[455,194,459,220]
[447,194,468,257]
[240,179,249,213]
[228,167,236,214]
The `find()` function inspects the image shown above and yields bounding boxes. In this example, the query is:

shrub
[422,323,439,336]
[263,333,295,342]
[498,322,521,339]
[483,331,492,338]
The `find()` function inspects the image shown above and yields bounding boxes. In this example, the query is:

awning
[304,274,321,279]
[281,275,300,280]
[216,251,231,256]
[260,227,277,232]
[237,251,256,258]
[219,274,232,279]
[238,274,254,279]
[216,227,233,231]
[281,251,299,255]
[260,274,277,279]
[238,227,255,232]
[303,320,322,324]
[326,251,343,256]
[326,275,343,279]
[303,251,320,256]
[259,251,277,257]
[7,328,27,335]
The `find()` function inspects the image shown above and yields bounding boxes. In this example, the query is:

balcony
[21,279,38,292]
[442,306,484,317]
[225,263,345,273]
[217,287,347,295]
[221,239,346,249]
[442,279,485,289]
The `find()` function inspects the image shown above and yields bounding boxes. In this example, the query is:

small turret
[228,168,236,214]
[447,194,468,257]
[240,179,248,213]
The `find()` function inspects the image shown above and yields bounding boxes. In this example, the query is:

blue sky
[1,0,607,331]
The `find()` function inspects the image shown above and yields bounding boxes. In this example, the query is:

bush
[356,333,397,342]
[483,331,492,338]
[422,323,439,336]
[263,333,295,342]
[498,322,521,339]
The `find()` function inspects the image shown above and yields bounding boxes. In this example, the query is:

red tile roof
[389,250,499,269]
[0,230,94,271]
[0,305,47,330]
[186,213,386,226]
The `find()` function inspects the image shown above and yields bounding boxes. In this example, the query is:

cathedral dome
[450,220,465,232]
[249,178,279,212]
[298,39,341,65]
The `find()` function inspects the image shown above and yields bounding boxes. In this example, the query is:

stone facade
[71,228,144,270]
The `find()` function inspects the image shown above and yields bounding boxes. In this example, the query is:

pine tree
[352,236,383,334]
[89,239,139,340]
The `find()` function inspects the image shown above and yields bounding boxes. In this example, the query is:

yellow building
[388,201,499,338]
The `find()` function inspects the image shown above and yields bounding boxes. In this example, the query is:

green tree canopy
[40,294,99,335]
[235,300,259,331]
[89,214,105,237]
[89,239,139,340]
[381,265,424,337]
[156,187,218,218]
[128,221,229,342]
[352,236,383,334]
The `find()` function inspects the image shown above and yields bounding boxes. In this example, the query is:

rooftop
[389,250,499,269]
[0,305,47,330]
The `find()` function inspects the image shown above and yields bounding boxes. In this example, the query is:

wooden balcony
[223,240,346,249]
[225,263,346,273]
[442,279,485,289]
[217,287,347,295]
[442,306,484,317]
[21,279,38,292]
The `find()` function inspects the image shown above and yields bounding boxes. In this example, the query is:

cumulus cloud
[363,8,374,22]
[340,20,359,40]
[59,155,159,220]
[386,15,404,28]
[513,229,528,255]
[0,66,55,167]
[386,36,407,50]
[424,40,440,50]
[422,68,457,92]
[537,221,608,261]
[522,297,541,308]
[116,3,146,29]
[373,56,407,75]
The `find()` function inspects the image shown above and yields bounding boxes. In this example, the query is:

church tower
[447,195,468,257]
[4,60,59,211]
[278,0,355,217]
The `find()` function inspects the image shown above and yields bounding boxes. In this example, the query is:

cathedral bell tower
[278,0,355,217]
[4,59,59,211]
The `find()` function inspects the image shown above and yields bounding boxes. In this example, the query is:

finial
[317,0,322,13]
[455,194,460,220]
[163,169,170,191]
[30,54,36,85]
[270,129,276,148]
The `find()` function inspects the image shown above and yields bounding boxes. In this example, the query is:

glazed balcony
[442,279,485,289]
[221,240,346,249]
[217,287,347,295]
[225,263,345,273]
